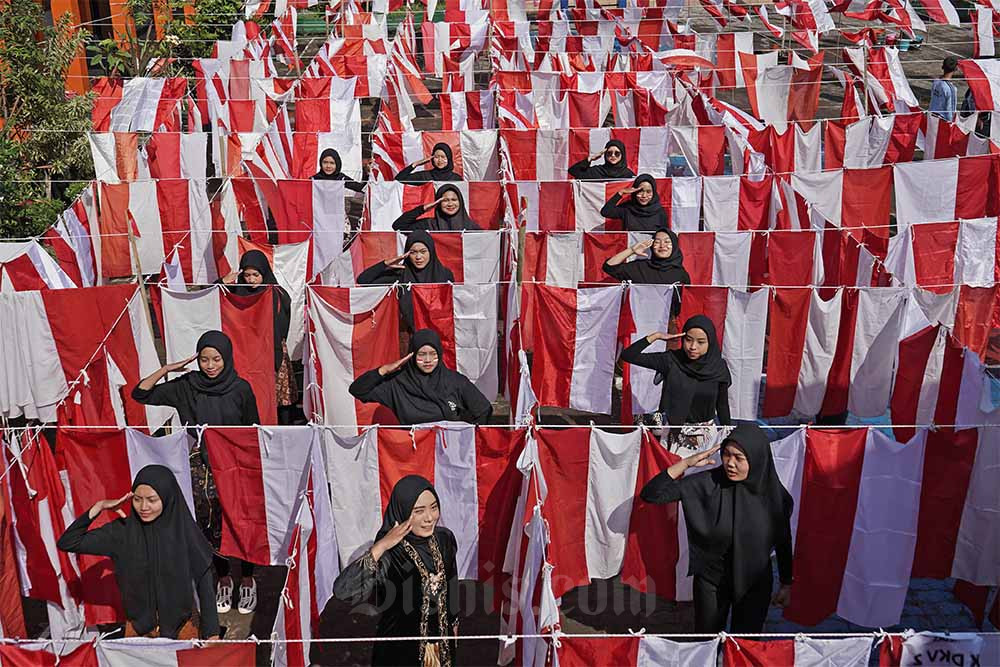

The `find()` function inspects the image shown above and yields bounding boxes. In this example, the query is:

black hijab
[117,465,214,636]
[402,230,454,284]
[392,330,458,419]
[647,228,685,272]
[427,143,458,181]
[432,185,481,231]
[187,331,241,395]
[594,139,635,180]
[624,174,666,220]
[376,475,441,570]
[228,250,291,368]
[659,315,732,425]
[313,148,343,180]
[677,423,793,598]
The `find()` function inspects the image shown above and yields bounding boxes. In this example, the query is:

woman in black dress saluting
[600,174,669,232]
[640,422,793,633]
[392,185,482,233]
[395,143,462,183]
[568,139,635,181]
[334,475,459,666]
[603,227,690,315]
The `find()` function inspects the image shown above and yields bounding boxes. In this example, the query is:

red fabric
[558,636,640,667]
[500,130,537,180]
[42,229,84,288]
[294,77,336,132]
[766,231,815,287]
[535,428,591,598]
[954,285,999,360]
[842,167,891,259]
[884,112,922,164]
[538,182,576,232]
[272,180,314,244]
[202,427,272,564]
[175,643,257,667]
[530,285,578,409]
[911,222,959,294]
[0,254,50,291]
[568,91,604,127]
[677,286,729,346]
[467,182,504,230]
[699,125,728,176]
[956,155,993,220]
[156,179,194,283]
[932,334,966,428]
[824,120,847,169]
[56,428,133,623]
[877,634,905,666]
[783,428,867,626]
[737,175,773,231]
[0,643,97,667]
[957,60,997,111]
[582,232,628,284]
[145,133,180,179]
[953,579,991,627]
[911,429,980,577]
[376,428,437,513]
[291,132,319,179]
[677,231,714,287]
[221,289,278,424]
[475,429,525,598]
[762,289,811,418]
[97,183,133,279]
[723,638,795,666]
[820,288,860,416]
[420,133,463,176]
[231,178,269,242]
[0,483,26,638]
[890,326,940,443]
[620,432,682,598]
[411,284,458,369]
[91,78,124,132]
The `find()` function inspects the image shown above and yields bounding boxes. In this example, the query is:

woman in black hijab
[57,465,218,639]
[334,475,459,666]
[349,329,493,425]
[131,330,260,617]
[395,142,462,183]
[620,315,732,449]
[313,148,365,192]
[392,184,482,232]
[600,174,669,232]
[603,228,690,315]
[639,422,793,633]
[568,139,635,181]
[357,230,455,328]
[221,250,296,421]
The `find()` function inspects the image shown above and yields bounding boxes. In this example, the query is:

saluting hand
[618,186,640,196]
[589,150,607,162]
[682,446,719,470]
[378,353,413,376]
[371,519,412,561]
[89,493,133,520]
[423,197,444,212]
[412,157,432,168]
[630,239,653,257]
[221,270,239,285]
[163,355,197,373]
[646,331,683,343]
[385,251,411,270]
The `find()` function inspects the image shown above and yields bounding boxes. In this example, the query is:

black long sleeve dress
[334,527,460,666]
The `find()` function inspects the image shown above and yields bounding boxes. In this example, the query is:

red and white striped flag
[0,242,78,292]
[721,636,872,666]
[43,188,98,289]
[91,77,186,133]
[96,638,255,666]
[372,129,499,181]
[556,636,720,667]
[365,181,503,231]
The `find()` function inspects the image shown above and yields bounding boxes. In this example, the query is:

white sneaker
[216,580,233,614]
[238,579,257,615]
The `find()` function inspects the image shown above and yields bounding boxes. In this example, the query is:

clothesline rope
[3,423,999,430]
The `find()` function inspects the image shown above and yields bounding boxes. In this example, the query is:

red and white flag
[365,181,503,231]
[155,285,279,424]
[959,58,1000,110]
[202,426,333,567]
[91,77,186,133]
[440,90,496,130]
[43,187,98,289]
[96,638,255,667]
[0,642,97,667]
[721,636,873,666]
[556,636,720,667]
[292,78,362,133]
[235,237,310,358]
[372,129,499,181]
[0,242,77,292]
[528,284,622,414]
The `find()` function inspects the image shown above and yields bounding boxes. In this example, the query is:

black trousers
[693,572,772,633]
[214,556,255,579]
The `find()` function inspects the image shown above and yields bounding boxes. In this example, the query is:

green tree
[0,0,93,239]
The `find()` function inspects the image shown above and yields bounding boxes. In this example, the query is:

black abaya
[349,329,493,425]
[313,148,366,192]
[395,142,463,183]
[57,465,218,638]
[602,228,690,314]
[392,184,482,232]
[333,476,460,667]
[568,139,636,181]
[600,174,669,232]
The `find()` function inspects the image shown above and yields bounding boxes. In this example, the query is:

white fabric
[951,427,1000,584]
[186,179,216,285]
[258,426,316,564]
[893,159,959,232]
[97,638,195,667]
[702,177,740,231]
[771,428,807,549]
[0,292,69,422]
[453,283,499,399]
[794,636,873,666]
[322,428,382,564]
[459,232,501,283]
[544,233,582,287]
[568,286,622,414]
[584,429,641,580]
[712,230,751,288]
[158,287,223,379]
[792,170,843,227]
[723,288,768,420]
[954,218,997,287]
[626,284,674,415]
[848,289,906,417]
[900,632,985,667]
[273,242,310,360]
[637,637,720,667]
[124,429,196,518]
[837,429,925,628]
[794,124,822,173]
[459,130,500,181]
[434,424,480,579]
[311,180,347,284]
[793,290,842,416]
[670,177,702,232]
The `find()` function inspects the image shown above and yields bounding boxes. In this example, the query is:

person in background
[357,230,455,329]
[349,329,493,425]
[395,143,462,183]
[313,148,366,193]
[600,174,669,232]
[602,227,690,315]
[930,56,959,121]
[568,139,635,181]
[620,315,732,451]
[131,331,260,617]
[220,250,297,424]
[392,185,482,233]
[57,465,219,640]
[640,422,794,633]
[334,475,460,666]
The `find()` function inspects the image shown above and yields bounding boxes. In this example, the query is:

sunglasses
[606,150,622,156]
